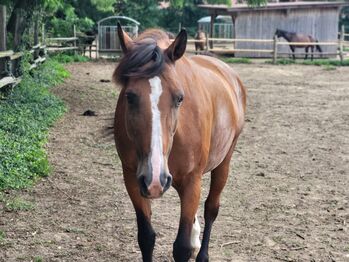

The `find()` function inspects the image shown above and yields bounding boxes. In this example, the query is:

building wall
[234,8,339,57]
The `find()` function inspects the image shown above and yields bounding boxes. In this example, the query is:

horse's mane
[113,29,171,86]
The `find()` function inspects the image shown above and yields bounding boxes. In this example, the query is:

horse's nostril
[163,175,172,192]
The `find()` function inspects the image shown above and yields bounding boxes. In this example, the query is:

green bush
[50,53,90,64]
[0,59,68,190]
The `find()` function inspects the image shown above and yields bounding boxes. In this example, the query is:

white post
[273,35,278,64]
[73,24,77,55]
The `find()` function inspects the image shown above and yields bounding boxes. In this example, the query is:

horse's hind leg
[124,171,155,262]
[196,140,237,262]
[311,46,314,61]
[173,174,201,262]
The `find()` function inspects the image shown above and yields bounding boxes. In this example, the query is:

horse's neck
[281,31,293,42]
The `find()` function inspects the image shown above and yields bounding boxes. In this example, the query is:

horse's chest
[204,105,235,173]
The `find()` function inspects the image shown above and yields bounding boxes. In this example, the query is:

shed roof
[198,1,349,14]
[198,15,232,23]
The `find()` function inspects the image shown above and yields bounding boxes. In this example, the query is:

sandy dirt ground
[0,60,348,262]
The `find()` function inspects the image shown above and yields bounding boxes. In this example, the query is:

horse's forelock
[113,38,165,86]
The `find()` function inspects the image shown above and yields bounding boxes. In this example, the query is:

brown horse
[194,30,207,53]
[113,23,246,262]
[275,29,322,60]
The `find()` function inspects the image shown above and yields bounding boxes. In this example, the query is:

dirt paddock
[0,61,348,262]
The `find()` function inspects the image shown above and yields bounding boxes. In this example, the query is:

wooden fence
[186,25,349,64]
[0,45,46,90]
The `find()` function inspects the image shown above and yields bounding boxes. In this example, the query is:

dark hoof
[173,243,192,262]
[196,252,209,262]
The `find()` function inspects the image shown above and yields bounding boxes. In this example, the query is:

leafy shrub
[0,59,68,190]
[50,53,90,64]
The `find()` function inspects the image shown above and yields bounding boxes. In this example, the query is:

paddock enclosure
[0,61,348,261]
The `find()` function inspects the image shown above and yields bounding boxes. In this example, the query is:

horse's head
[114,24,187,199]
[275,29,283,38]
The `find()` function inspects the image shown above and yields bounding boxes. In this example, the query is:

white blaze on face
[148,76,164,194]
[191,214,201,250]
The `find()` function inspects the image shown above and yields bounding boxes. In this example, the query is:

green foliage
[0,59,68,191]
[50,53,90,63]
[0,230,5,242]
[47,3,95,36]
[222,57,252,64]
[268,58,296,65]
[33,257,43,262]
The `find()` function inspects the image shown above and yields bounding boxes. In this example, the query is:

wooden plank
[10,52,23,60]
[0,50,14,58]
[209,48,273,54]
[278,52,338,55]
[209,38,274,43]
[0,76,16,88]
[46,37,78,41]
[277,42,338,46]
[47,46,79,52]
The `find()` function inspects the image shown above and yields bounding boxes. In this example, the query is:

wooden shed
[198,1,349,57]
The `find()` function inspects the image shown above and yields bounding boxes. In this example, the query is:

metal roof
[198,1,349,14]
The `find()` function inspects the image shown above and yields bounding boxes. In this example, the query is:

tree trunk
[0,5,6,51]
[7,0,36,50]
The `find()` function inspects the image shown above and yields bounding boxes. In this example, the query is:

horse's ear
[165,29,187,62]
[117,22,133,53]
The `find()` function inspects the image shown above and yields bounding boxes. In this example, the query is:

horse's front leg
[173,175,201,262]
[305,47,309,60]
[124,171,155,262]
[290,46,296,60]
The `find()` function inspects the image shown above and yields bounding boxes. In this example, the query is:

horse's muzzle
[138,173,172,199]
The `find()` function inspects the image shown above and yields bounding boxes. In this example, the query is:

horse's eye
[125,92,138,106]
[175,94,184,107]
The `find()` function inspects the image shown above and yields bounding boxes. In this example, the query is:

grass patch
[33,256,43,262]
[4,197,34,211]
[0,230,5,242]
[0,58,68,191]
[50,53,90,64]
[266,58,296,65]
[221,57,252,64]
[267,58,349,66]
[301,59,349,66]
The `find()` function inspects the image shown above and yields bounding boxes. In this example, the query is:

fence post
[41,24,45,45]
[205,32,209,52]
[339,25,344,64]
[73,24,77,55]
[273,35,278,64]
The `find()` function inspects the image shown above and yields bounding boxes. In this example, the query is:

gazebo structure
[198,1,349,57]
[198,15,233,39]
[97,16,140,58]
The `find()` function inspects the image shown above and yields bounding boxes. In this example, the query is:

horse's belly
[204,105,235,173]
